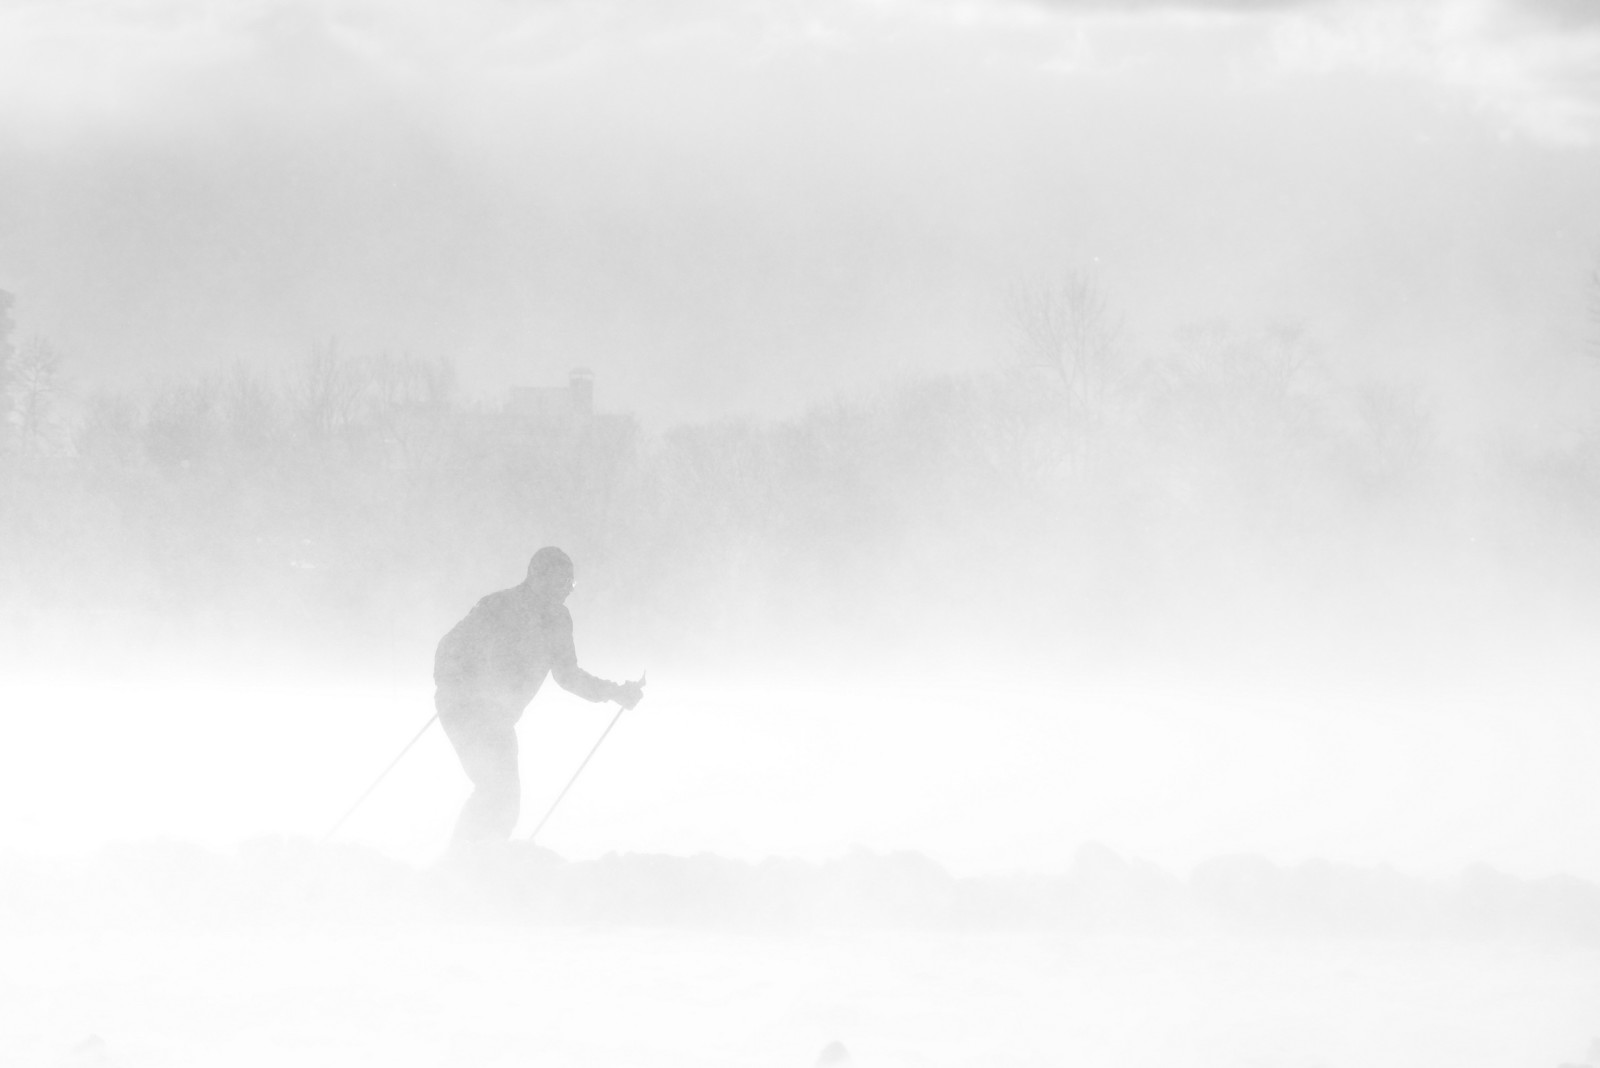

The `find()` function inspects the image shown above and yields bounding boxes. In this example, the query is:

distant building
[503,367,633,449]
[508,368,595,423]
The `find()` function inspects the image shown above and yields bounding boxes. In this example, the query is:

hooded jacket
[434,584,615,723]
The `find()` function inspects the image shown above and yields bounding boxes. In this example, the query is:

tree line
[2,283,1596,676]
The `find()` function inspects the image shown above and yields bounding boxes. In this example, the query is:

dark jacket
[434,585,614,723]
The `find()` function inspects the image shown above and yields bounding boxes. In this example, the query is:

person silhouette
[433,547,644,844]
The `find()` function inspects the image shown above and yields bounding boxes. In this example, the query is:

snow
[5,672,1599,1065]
[6,919,1597,1067]
[4,839,1600,1067]
[4,673,1600,881]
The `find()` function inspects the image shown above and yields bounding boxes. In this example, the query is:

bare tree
[1006,271,1128,469]
[1156,320,1325,471]
[11,335,63,459]
[1352,381,1435,490]
[222,363,282,458]
[293,339,368,441]
[145,378,219,471]
[364,353,455,472]
[77,391,145,473]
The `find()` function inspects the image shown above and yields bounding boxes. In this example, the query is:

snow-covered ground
[5,669,1599,1066]
[4,667,1600,879]
[6,916,1598,1068]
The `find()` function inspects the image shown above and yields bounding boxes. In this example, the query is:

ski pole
[321,713,438,843]
[525,674,642,843]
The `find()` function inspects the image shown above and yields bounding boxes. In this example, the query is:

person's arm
[548,605,636,705]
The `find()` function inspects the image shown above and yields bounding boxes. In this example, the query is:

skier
[434,547,644,845]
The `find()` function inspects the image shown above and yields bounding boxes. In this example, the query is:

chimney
[569,367,594,417]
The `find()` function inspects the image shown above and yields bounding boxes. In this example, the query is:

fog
[5,0,1600,426]
[4,1,1600,1065]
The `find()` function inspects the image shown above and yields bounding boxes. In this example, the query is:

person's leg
[437,698,521,844]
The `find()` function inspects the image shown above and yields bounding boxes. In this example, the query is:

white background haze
[3,2,1600,1065]
[1,0,1598,877]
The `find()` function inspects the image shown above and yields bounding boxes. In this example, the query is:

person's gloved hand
[614,673,646,710]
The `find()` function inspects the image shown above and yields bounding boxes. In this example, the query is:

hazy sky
[2,0,1598,428]
[5,0,1600,881]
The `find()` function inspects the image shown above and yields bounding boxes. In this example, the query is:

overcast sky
[2,0,1598,428]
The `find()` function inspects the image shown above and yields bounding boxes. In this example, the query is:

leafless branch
[12,335,63,457]
[1005,271,1127,472]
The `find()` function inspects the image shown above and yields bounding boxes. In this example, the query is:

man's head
[525,546,575,602]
